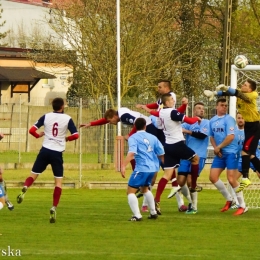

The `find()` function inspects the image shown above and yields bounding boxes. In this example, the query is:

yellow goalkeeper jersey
[237,91,260,122]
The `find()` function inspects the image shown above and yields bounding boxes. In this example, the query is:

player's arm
[210,136,221,157]
[177,97,188,113]
[136,103,158,109]
[121,137,137,177]
[0,133,4,141]
[29,116,45,138]
[183,120,208,139]
[221,89,252,103]
[79,118,109,128]
[170,110,201,124]
[214,134,234,155]
[121,152,135,178]
[66,119,79,142]
[215,85,253,103]
[183,129,207,139]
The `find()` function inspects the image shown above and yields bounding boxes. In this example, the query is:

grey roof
[0,67,56,82]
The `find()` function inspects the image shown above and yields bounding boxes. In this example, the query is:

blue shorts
[128,171,156,189]
[178,158,206,177]
[0,185,4,198]
[32,147,64,178]
[211,153,238,170]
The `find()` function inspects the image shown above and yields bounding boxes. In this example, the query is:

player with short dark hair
[204,79,260,192]
[209,99,247,215]
[170,101,209,214]
[120,117,164,221]
[16,97,79,223]
[141,93,201,215]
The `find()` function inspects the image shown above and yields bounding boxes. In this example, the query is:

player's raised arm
[136,103,158,109]
[29,116,45,138]
[79,118,109,128]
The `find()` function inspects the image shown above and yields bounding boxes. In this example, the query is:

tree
[43,0,213,107]
[0,4,7,45]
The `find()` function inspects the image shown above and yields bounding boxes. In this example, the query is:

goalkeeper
[204,79,260,192]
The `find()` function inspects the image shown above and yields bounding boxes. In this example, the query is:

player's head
[52,98,64,112]
[134,118,146,131]
[104,109,119,125]
[157,80,172,95]
[241,79,256,93]
[194,102,205,118]
[161,93,175,108]
[236,112,245,129]
[216,98,228,116]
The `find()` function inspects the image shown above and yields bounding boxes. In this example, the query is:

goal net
[229,64,260,209]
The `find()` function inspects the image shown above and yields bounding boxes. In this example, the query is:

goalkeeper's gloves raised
[204,90,217,101]
[216,84,229,92]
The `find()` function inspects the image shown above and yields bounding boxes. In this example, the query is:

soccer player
[136,79,177,145]
[80,107,158,139]
[120,118,164,221]
[16,98,79,223]
[0,133,14,211]
[169,102,209,214]
[236,113,260,181]
[0,183,5,210]
[204,79,260,192]
[142,93,201,215]
[209,98,247,215]
[80,107,158,170]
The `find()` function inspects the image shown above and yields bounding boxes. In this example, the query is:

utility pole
[221,0,232,86]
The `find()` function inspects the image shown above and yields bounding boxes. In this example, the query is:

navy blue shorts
[32,147,64,178]
[164,141,196,169]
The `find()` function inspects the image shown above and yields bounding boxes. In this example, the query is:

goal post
[229,64,260,209]
[114,136,124,172]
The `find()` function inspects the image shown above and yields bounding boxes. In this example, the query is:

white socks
[143,190,157,215]
[128,193,142,218]
[234,186,246,208]
[142,186,153,207]
[214,179,233,201]
[180,185,192,204]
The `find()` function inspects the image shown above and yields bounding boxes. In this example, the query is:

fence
[0,95,218,165]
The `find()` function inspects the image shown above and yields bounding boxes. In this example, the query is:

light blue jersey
[149,115,158,128]
[209,114,238,154]
[182,119,209,158]
[236,128,245,156]
[128,130,164,172]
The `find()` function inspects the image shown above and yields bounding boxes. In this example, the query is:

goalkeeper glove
[204,90,217,101]
[216,84,229,92]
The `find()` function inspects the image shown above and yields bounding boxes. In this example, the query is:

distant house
[0,47,72,106]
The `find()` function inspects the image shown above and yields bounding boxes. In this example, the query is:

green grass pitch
[1,189,260,259]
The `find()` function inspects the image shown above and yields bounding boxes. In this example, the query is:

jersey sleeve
[170,110,185,121]
[34,115,45,129]
[127,136,137,154]
[154,138,165,156]
[68,118,78,134]
[120,113,136,125]
[199,120,210,136]
[225,116,236,135]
